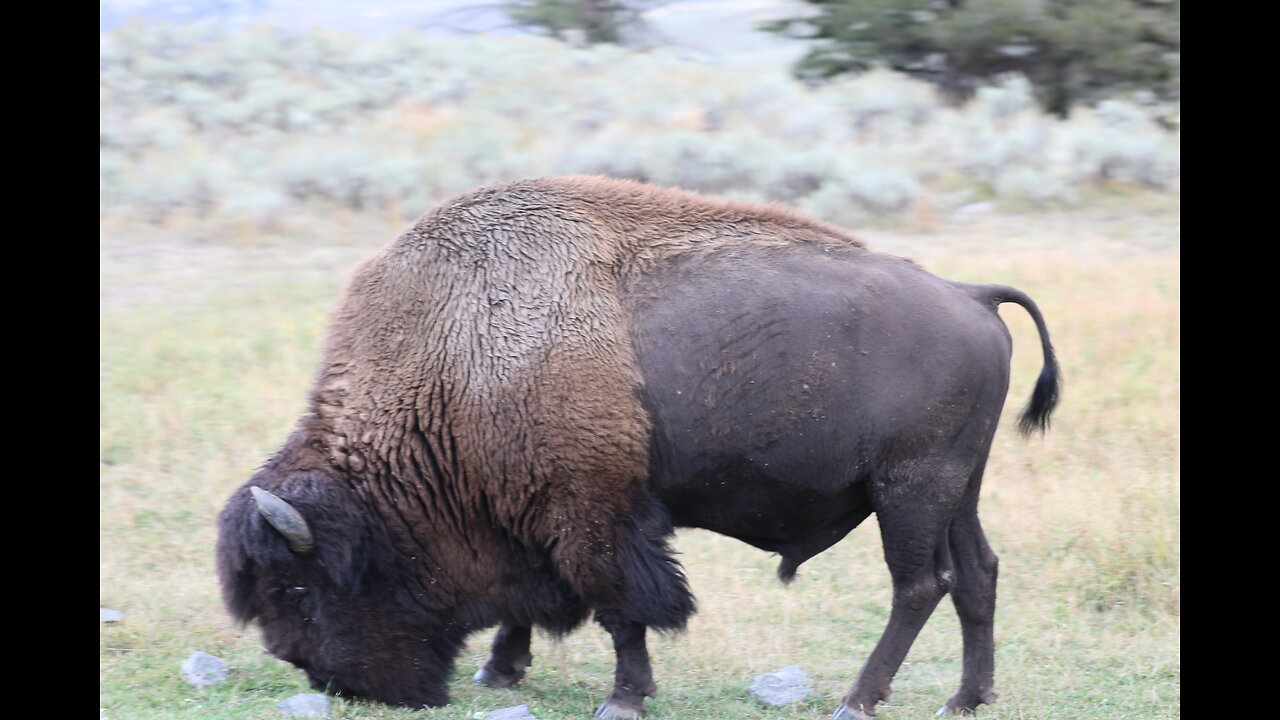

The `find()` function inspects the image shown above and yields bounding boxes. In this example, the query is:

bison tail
[975,284,1061,436]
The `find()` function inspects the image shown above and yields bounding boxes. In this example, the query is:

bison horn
[249,486,315,554]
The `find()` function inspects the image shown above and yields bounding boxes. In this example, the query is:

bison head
[216,466,465,707]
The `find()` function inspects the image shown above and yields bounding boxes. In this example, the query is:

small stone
[278,693,332,718]
[181,651,226,688]
[484,705,537,720]
[100,608,124,623]
[749,664,816,706]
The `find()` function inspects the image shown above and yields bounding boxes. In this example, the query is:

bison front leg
[594,620,657,720]
[474,623,533,688]
[584,534,685,720]
[548,503,692,718]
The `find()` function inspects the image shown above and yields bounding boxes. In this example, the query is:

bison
[218,176,1058,719]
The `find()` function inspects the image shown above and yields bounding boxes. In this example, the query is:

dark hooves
[832,705,875,720]
[472,666,523,688]
[595,701,646,720]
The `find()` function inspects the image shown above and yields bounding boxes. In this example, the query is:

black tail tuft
[1017,363,1060,436]
[971,283,1060,437]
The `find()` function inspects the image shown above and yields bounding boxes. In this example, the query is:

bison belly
[629,245,1011,569]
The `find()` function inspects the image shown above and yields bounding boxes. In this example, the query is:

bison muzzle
[218,176,1059,719]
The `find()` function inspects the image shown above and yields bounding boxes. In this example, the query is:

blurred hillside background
[100,3,1178,718]
[100,0,1179,233]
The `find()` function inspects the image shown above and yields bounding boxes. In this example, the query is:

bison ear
[250,486,316,554]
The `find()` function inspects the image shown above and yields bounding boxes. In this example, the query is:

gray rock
[485,705,537,720]
[952,201,996,220]
[749,664,816,706]
[100,608,124,622]
[278,693,332,718]
[180,651,226,688]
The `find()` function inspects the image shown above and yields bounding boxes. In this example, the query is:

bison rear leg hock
[474,623,533,688]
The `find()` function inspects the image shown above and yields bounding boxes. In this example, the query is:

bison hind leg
[938,490,1001,715]
[835,460,978,718]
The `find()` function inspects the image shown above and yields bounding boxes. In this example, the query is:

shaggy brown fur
[313,177,871,607]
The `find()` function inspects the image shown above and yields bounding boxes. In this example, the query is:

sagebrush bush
[99,22,1180,226]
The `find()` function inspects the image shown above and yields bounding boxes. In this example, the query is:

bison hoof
[937,689,998,715]
[832,705,875,720]
[595,701,645,720]
[472,666,524,688]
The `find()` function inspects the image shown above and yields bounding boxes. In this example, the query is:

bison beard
[217,176,1059,719]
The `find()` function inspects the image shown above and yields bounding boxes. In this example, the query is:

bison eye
[282,586,316,619]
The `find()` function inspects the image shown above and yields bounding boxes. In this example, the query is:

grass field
[100,200,1179,719]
